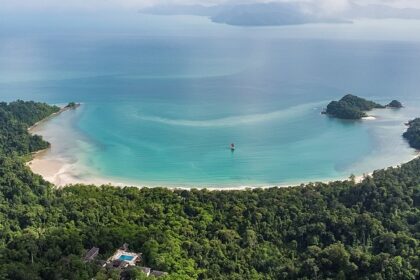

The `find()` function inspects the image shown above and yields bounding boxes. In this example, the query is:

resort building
[139,267,168,278]
[86,244,167,277]
[140,267,151,275]
[104,245,141,269]
[84,247,99,262]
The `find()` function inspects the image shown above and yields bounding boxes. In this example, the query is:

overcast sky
[1,0,420,12]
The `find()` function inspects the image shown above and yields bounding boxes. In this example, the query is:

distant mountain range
[140,2,420,27]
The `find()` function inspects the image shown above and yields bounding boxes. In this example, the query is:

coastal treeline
[0,101,419,279]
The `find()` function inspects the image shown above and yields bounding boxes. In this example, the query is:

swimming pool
[119,255,134,261]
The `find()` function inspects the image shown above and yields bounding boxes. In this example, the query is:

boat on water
[230,143,235,151]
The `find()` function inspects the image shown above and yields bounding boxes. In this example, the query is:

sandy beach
[28,155,137,188]
[28,150,417,191]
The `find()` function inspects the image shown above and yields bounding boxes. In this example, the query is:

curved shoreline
[27,105,419,190]
[28,152,419,191]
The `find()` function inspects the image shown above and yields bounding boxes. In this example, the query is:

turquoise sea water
[1,14,420,187]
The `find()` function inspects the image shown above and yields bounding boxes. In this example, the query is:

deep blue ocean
[1,13,420,187]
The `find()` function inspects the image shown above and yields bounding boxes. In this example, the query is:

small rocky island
[323,94,402,120]
[403,118,420,149]
[65,102,80,109]
[387,100,403,108]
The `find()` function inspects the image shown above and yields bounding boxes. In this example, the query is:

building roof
[150,270,168,277]
[84,247,99,261]
[139,267,151,276]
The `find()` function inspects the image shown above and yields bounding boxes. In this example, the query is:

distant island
[323,94,402,120]
[209,3,349,26]
[140,3,350,26]
[140,2,420,27]
[403,118,420,149]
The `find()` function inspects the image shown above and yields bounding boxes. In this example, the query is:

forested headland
[0,100,60,156]
[0,101,419,279]
[404,118,420,150]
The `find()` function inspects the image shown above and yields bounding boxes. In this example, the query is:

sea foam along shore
[362,116,376,120]
[27,105,419,191]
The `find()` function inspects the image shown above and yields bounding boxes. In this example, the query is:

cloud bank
[1,0,420,12]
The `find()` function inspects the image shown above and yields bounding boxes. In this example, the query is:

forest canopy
[0,101,419,280]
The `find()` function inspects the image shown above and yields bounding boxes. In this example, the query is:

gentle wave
[137,102,324,127]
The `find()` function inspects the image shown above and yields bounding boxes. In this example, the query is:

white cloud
[300,0,351,16]
[357,0,420,8]
[320,0,351,13]
[1,0,419,12]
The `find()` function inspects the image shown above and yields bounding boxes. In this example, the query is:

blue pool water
[1,13,420,187]
[119,255,134,261]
